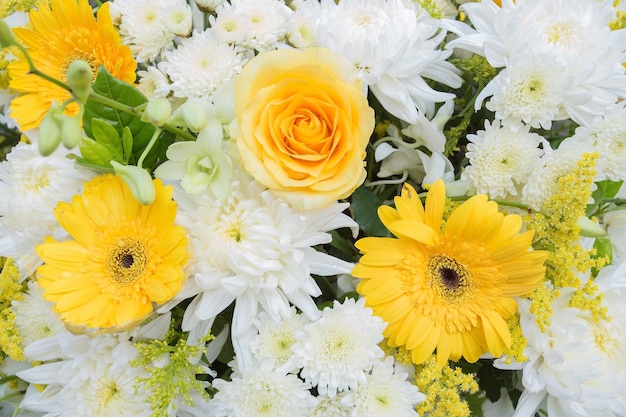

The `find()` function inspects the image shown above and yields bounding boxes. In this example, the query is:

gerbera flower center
[106,238,148,285]
[426,254,473,303]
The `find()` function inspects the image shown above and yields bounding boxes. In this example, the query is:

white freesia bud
[141,98,172,127]
[66,59,93,104]
[194,0,225,12]
[110,161,156,205]
[60,114,83,149]
[0,18,19,48]
[38,106,63,156]
[168,98,210,132]
[577,216,606,238]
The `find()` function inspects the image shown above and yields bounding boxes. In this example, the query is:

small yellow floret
[0,308,25,361]
[502,314,527,364]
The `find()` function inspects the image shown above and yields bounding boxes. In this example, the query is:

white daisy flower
[286,0,321,48]
[462,120,544,199]
[313,0,461,123]
[137,65,172,99]
[111,0,192,63]
[340,357,425,417]
[515,268,626,417]
[449,0,626,127]
[249,308,311,370]
[559,103,626,182]
[158,29,246,101]
[476,52,571,131]
[0,142,94,277]
[11,281,65,347]
[212,0,292,52]
[521,144,585,211]
[291,298,387,397]
[17,332,152,417]
[309,393,351,417]
[209,2,250,45]
[169,173,357,369]
[209,362,317,417]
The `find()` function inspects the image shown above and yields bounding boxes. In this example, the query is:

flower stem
[137,127,163,169]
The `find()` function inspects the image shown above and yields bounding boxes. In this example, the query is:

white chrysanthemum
[450,0,626,127]
[462,120,544,198]
[209,364,317,417]
[286,0,321,48]
[111,0,192,63]
[291,298,387,397]
[17,332,152,417]
[604,209,626,259]
[137,66,172,99]
[313,0,461,123]
[560,103,626,182]
[11,281,65,347]
[0,142,94,276]
[521,144,584,211]
[158,29,245,101]
[340,357,425,417]
[249,308,311,369]
[477,52,571,131]
[309,393,351,417]
[212,0,292,51]
[515,270,626,417]
[170,174,357,367]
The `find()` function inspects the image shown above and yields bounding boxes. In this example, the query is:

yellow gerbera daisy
[8,0,137,131]
[352,180,548,365]
[35,174,188,329]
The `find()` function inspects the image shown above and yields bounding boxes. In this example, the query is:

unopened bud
[66,60,93,103]
[60,114,83,149]
[169,98,209,132]
[577,216,606,238]
[38,106,63,156]
[141,98,172,127]
[0,18,18,48]
[110,161,156,205]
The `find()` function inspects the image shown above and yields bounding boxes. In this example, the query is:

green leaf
[121,126,133,164]
[83,65,156,162]
[351,185,392,237]
[78,137,114,168]
[91,118,124,163]
[597,179,624,200]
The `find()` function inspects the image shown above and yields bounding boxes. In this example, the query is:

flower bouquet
[0,0,625,416]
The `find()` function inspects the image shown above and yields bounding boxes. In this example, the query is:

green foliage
[351,185,393,237]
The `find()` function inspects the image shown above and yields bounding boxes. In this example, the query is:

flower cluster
[0,0,625,417]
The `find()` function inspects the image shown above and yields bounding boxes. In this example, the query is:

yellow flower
[35,175,188,329]
[8,0,137,131]
[235,47,374,210]
[352,180,548,365]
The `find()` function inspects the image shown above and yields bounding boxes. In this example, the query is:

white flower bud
[60,114,83,149]
[38,106,63,156]
[141,98,172,127]
[110,161,156,205]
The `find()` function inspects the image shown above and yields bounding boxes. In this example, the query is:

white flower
[249,308,311,369]
[158,29,245,101]
[155,118,233,198]
[313,0,461,123]
[17,332,152,417]
[450,0,626,127]
[477,52,571,131]
[0,142,94,276]
[286,0,321,48]
[11,281,65,347]
[603,209,626,259]
[137,66,172,99]
[291,298,387,397]
[515,271,626,417]
[209,363,317,417]
[170,174,357,369]
[212,0,292,51]
[340,357,425,417]
[462,120,544,199]
[111,0,192,63]
[521,144,584,211]
[308,393,351,417]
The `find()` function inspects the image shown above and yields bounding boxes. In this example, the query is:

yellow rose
[235,47,375,210]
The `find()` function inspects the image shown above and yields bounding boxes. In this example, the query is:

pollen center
[427,254,474,303]
[106,238,148,285]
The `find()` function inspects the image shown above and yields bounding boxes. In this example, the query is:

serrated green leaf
[83,66,156,163]
[91,118,124,163]
[79,137,114,168]
[351,185,392,237]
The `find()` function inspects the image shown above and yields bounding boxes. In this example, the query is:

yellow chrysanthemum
[352,180,548,365]
[35,174,188,329]
[8,0,137,131]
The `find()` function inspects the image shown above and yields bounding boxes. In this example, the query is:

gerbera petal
[424,179,445,231]
[387,219,438,245]
[481,311,511,357]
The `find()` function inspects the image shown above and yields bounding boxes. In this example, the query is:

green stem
[137,127,163,169]
[88,92,196,141]
[417,192,533,211]
[0,374,16,385]
[0,390,21,402]
[16,44,72,93]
